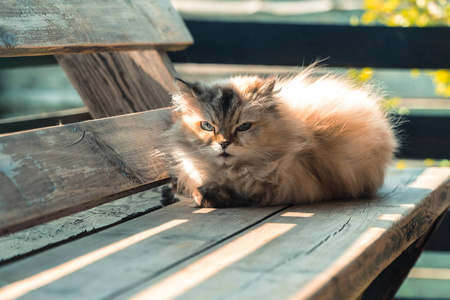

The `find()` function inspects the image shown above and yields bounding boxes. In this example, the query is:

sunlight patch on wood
[0,219,188,300]
[399,203,416,208]
[379,214,403,221]
[193,208,216,214]
[281,212,315,218]
[129,222,296,300]
[407,167,450,190]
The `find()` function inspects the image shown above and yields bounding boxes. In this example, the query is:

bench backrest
[0,108,172,235]
[0,0,192,235]
[1,0,193,118]
[0,0,192,56]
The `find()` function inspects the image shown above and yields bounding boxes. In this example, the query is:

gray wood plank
[0,201,287,300]
[115,167,450,300]
[0,108,172,235]
[0,168,448,300]
[0,107,90,135]
[0,0,193,57]
[360,212,447,300]
[0,186,166,263]
[56,50,176,118]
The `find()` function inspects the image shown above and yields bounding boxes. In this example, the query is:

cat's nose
[219,141,231,150]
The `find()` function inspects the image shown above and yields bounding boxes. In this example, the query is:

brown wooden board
[0,201,287,300]
[56,50,176,118]
[0,167,448,300]
[116,168,450,300]
[0,108,172,235]
[360,212,447,300]
[0,0,193,57]
[0,186,165,263]
[0,107,91,135]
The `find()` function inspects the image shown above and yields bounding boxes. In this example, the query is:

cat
[159,66,398,208]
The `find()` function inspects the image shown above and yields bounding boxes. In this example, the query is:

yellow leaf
[350,16,360,26]
[417,14,430,26]
[410,69,421,78]
[398,106,410,115]
[424,158,435,167]
[439,159,450,167]
[360,67,374,81]
[436,83,446,95]
[444,85,450,98]
[435,70,450,83]
[361,11,378,24]
[396,160,407,170]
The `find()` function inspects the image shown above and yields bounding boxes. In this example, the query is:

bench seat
[0,163,448,300]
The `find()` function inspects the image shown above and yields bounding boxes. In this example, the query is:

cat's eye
[200,121,214,131]
[237,122,252,131]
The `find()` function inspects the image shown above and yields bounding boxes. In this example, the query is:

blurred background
[0,1,448,298]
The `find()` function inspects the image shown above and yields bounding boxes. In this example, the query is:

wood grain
[360,212,447,300]
[0,186,166,263]
[0,0,193,57]
[119,168,449,300]
[0,168,447,300]
[56,50,177,118]
[0,108,172,235]
[0,107,91,135]
[0,201,286,299]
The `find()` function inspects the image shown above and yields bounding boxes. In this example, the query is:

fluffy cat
[159,67,397,208]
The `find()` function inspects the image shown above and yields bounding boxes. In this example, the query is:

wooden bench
[1,1,449,299]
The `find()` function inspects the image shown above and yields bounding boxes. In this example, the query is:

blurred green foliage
[347,68,409,114]
[353,0,450,99]
[361,0,449,27]
[428,69,450,97]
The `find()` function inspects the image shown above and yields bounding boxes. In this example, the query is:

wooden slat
[0,108,172,235]
[0,0,193,57]
[360,212,447,300]
[170,21,450,69]
[0,168,448,300]
[0,107,91,135]
[118,168,450,300]
[0,202,287,300]
[56,50,176,118]
[0,186,165,263]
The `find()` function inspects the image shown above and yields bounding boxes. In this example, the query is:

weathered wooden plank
[0,108,172,235]
[116,168,449,300]
[0,201,287,300]
[0,186,166,263]
[0,0,193,57]
[56,50,176,118]
[360,212,447,300]
[0,168,447,300]
[0,107,91,135]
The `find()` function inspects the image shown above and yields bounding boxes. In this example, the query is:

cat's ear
[249,76,280,97]
[174,78,203,97]
[172,78,204,112]
[259,76,278,95]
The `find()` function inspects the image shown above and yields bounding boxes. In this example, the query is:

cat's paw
[160,185,180,207]
[193,183,260,208]
[193,183,224,208]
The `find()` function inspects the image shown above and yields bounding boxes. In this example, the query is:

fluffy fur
[159,67,397,208]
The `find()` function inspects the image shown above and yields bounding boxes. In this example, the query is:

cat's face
[172,76,288,167]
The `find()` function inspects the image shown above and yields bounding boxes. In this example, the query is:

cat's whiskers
[246,148,273,163]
